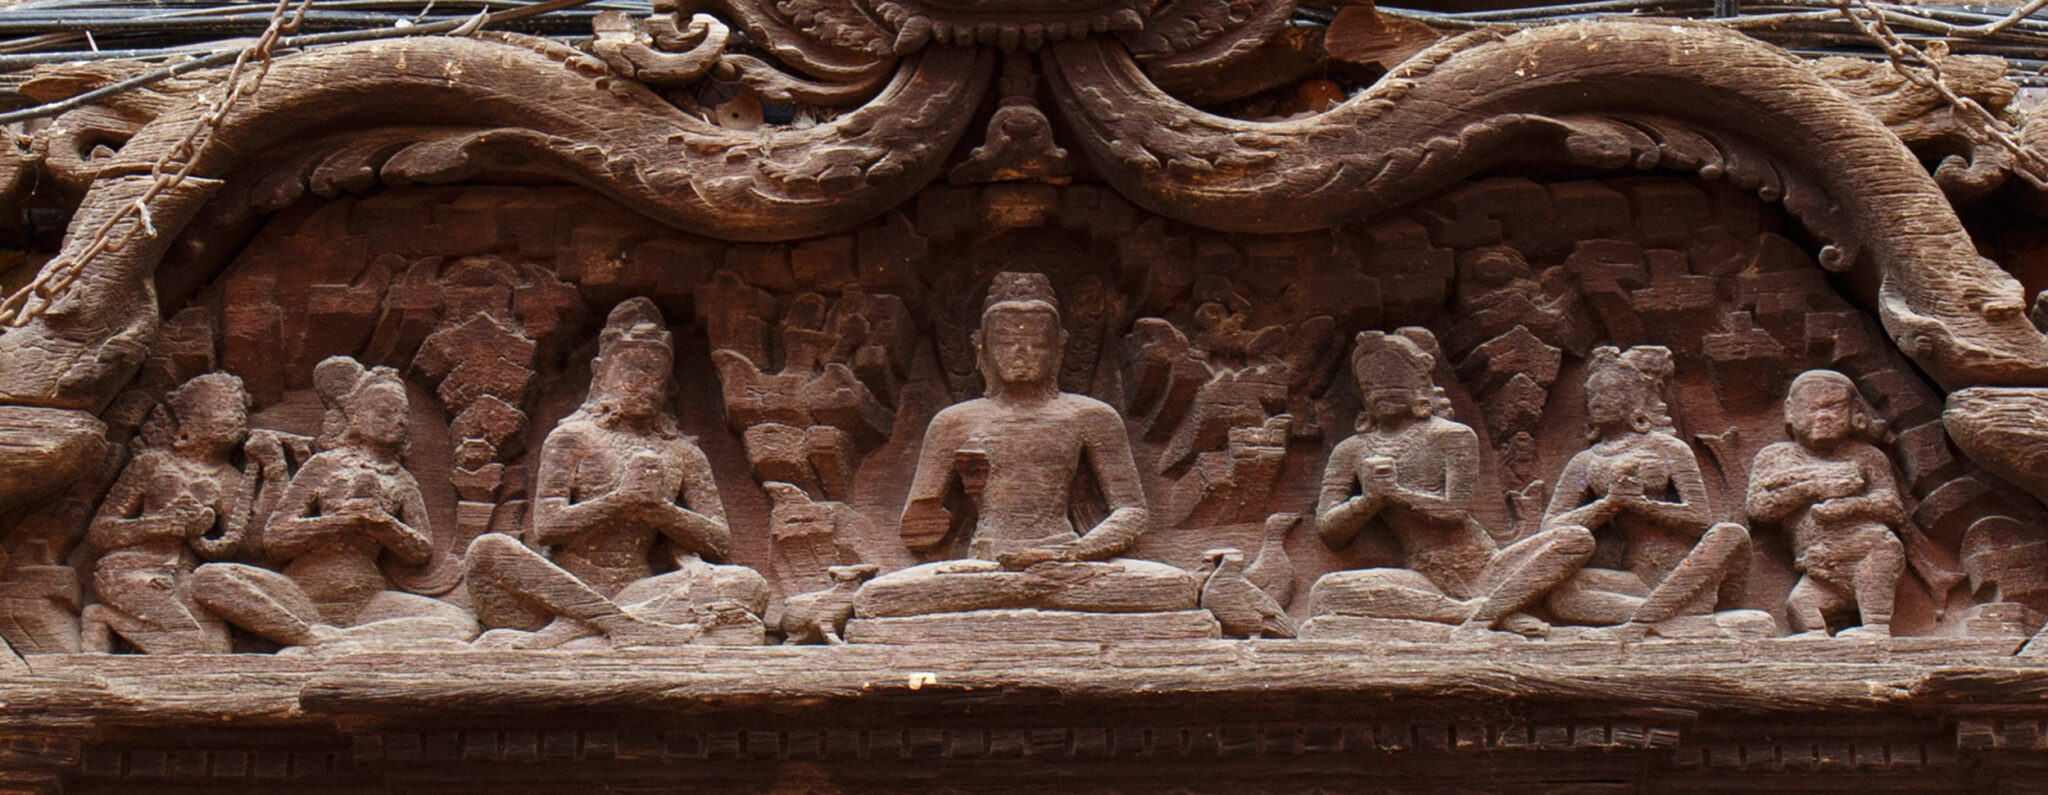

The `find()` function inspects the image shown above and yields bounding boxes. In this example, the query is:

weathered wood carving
[1,0,2048,785]
[846,272,1210,642]
[79,373,258,655]
[467,299,768,649]
[190,357,477,652]
[1747,370,1911,638]
[1304,328,1590,641]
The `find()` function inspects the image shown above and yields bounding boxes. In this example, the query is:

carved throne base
[845,609,1222,644]
[1302,615,1477,643]
[1299,614,2029,660]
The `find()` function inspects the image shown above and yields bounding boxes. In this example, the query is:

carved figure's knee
[1701,523,1750,552]
[711,565,771,615]
[465,533,529,574]
[190,563,261,599]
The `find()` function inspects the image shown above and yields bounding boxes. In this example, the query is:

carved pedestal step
[1961,601,2042,640]
[844,609,1221,644]
[1301,616,1501,644]
[1299,615,2026,661]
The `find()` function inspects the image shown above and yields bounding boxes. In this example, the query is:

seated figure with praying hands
[1540,346,1772,640]
[188,358,478,653]
[463,298,770,649]
[847,272,1207,642]
[1302,329,1594,641]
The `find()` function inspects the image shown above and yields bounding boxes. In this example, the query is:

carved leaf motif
[1124,0,1297,79]
[775,0,896,57]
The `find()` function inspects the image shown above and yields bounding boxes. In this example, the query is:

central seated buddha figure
[848,273,1202,637]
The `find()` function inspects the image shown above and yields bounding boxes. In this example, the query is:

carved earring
[1630,411,1654,434]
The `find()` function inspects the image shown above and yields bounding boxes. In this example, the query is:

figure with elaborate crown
[847,273,1204,639]
[190,358,478,651]
[1541,346,1771,639]
[1303,329,1593,640]
[464,298,769,648]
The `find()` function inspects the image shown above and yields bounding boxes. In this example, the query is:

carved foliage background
[16,167,2032,648]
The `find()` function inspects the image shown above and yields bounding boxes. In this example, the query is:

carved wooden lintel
[3,0,2048,786]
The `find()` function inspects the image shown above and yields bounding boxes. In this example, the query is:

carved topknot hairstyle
[597,297,675,364]
[1352,328,1452,430]
[313,356,406,451]
[139,372,251,451]
[1786,369,1886,441]
[982,271,1060,318]
[1584,345,1676,440]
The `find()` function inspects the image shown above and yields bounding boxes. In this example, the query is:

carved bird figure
[1244,511,1299,607]
[780,563,880,645]
[1197,548,1298,639]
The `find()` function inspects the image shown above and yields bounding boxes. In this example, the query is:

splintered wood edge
[4,641,2047,728]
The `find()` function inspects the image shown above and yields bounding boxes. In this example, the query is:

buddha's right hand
[900,499,952,550]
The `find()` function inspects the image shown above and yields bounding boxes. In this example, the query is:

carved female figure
[81,374,260,654]
[191,357,476,651]
[1306,329,1592,638]
[1747,370,1906,638]
[1541,346,1770,639]
[464,298,769,649]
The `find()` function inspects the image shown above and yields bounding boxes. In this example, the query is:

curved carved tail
[1045,21,2048,389]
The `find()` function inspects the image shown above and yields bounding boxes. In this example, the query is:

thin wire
[1835,0,2048,188]
[0,0,603,124]
[0,0,311,326]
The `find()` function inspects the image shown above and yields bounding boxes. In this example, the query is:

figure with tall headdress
[1304,329,1593,639]
[190,358,478,651]
[848,272,1200,624]
[1541,346,1771,639]
[464,298,769,649]
[1747,370,1909,638]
